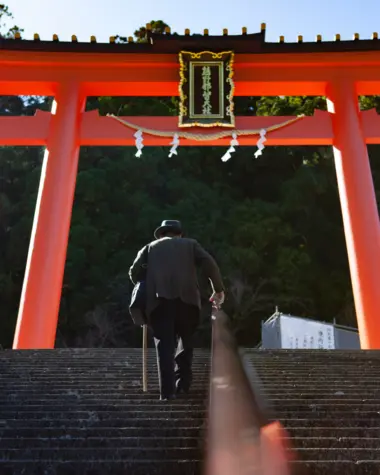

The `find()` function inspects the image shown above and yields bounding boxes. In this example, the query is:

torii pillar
[327,80,380,349]
[13,82,85,349]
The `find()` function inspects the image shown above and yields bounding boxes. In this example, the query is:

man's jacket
[129,237,224,317]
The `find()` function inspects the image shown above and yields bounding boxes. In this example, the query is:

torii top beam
[1,27,380,96]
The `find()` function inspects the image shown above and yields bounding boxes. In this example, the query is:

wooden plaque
[178,51,235,128]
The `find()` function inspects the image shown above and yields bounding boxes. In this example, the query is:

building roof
[1,27,380,55]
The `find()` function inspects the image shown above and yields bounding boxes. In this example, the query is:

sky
[7,0,380,44]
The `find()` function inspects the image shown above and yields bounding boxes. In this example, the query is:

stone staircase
[0,348,209,474]
[1,348,379,475]
[247,350,380,475]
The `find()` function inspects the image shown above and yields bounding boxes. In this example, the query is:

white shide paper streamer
[221,133,239,162]
[254,129,267,158]
[169,134,180,157]
[134,130,144,157]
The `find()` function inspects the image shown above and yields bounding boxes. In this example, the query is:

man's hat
[154,220,183,239]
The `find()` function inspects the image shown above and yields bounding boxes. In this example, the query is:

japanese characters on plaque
[280,316,335,349]
[178,51,235,128]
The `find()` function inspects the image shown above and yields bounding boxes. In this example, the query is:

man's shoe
[160,394,176,401]
[175,380,190,395]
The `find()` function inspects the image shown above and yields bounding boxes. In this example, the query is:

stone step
[263,364,378,369]
[0,379,208,385]
[0,386,208,392]
[0,365,208,370]
[1,436,378,450]
[0,393,207,401]
[0,379,366,385]
[260,370,380,374]
[0,460,377,475]
[0,381,207,387]
[0,349,207,353]
[0,409,374,419]
[272,403,380,411]
[0,447,200,461]
[260,380,380,385]
[0,355,208,359]
[0,354,207,358]
[0,357,209,361]
[265,379,380,384]
[3,392,378,400]
[3,418,377,430]
[247,358,380,363]
[1,418,204,429]
[1,368,181,377]
[268,398,380,404]
[0,392,207,400]
[0,397,205,404]
[0,374,209,379]
[286,427,380,438]
[0,366,209,370]
[252,359,380,362]
[281,418,380,428]
[0,362,209,368]
[261,392,380,398]
[290,461,380,475]
[247,349,380,355]
[0,365,209,370]
[293,447,380,461]
[0,403,207,411]
[2,446,380,462]
[285,437,380,449]
[260,372,380,376]
[255,384,380,389]
[0,360,209,365]
[0,460,201,475]
[251,364,380,368]
[0,375,204,380]
[0,436,201,449]
[0,364,366,368]
[0,366,199,370]
[266,389,376,395]
[0,427,205,439]
[0,380,208,386]
[274,410,380,417]
[255,367,380,371]
[0,425,380,447]
[253,362,380,365]
[265,392,380,399]
[263,378,380,382]
[8,400,380,410]
[0,410,206,420]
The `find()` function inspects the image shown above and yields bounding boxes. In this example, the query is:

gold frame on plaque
[179,51,235,128]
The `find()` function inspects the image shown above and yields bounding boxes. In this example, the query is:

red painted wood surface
[2,109,380,146]
[1,50,380,96]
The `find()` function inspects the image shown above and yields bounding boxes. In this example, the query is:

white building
[261,309,360,349]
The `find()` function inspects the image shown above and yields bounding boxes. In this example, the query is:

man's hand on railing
[210,291,225,309]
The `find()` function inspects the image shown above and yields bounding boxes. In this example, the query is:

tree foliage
[0,12,379,348]
[0,4,23,38]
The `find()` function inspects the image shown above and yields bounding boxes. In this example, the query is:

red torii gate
[3,25,380,349]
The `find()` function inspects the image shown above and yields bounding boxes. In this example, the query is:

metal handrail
[205,307,297,475]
